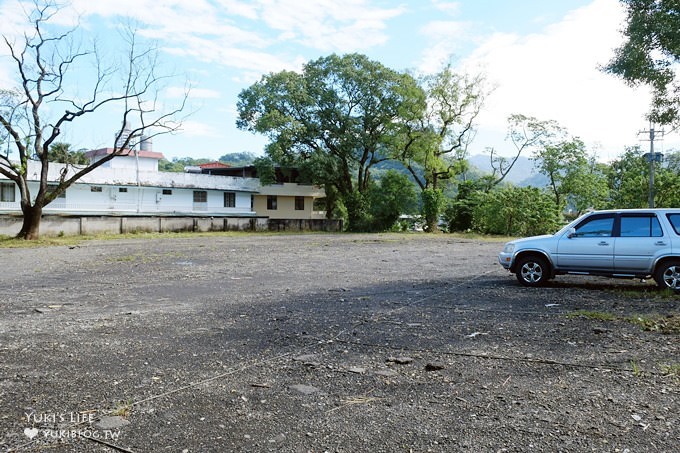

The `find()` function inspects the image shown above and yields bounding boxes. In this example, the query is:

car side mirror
[567,227,576,238]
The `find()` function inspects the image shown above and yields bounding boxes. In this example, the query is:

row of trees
[235,52,679,234]
[236,54,492,232]
[1,0,678,239]
[445,147,680,236]
[234,0,680,235]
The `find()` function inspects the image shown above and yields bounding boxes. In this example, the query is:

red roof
[84,148,165,160]
[199,161,231,169]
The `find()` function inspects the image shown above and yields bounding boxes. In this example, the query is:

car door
[614,213,666,272]
[556,213,615,270]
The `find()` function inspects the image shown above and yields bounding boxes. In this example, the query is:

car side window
[573,216,615,237]
[620,215,663,237]
[668,214,680,235]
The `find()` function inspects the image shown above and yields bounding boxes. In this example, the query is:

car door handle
[598,241,609,246]
[655,241,667,246]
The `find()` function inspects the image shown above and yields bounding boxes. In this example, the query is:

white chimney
[140,135,153,152]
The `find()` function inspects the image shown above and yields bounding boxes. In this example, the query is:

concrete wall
[0,215,340,237]
[0,215,272,237]
[268,218,344,232]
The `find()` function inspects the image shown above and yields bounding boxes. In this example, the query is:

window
[193,191,207,203]
[295,196,305,211]
[620,216,663,237]
[162,189,173,195]
[224,192,236,208]
[118,187,128,193]
[267,195,277,210]
[46,184,66,199]
[0,182,15,202]
[90,186,102,192]
[667,214,680,235]
[573,216,614,237]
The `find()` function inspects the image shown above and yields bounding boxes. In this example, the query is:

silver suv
[498,209,680,289]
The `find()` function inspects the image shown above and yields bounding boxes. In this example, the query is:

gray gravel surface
[0,233,678,452]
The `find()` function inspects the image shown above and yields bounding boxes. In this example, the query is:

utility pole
[639,122,664,208]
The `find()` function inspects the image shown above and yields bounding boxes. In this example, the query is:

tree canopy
[606,0,680,125]
[237,53,425,230]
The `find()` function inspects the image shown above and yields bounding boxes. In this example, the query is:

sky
[1,0,678,163]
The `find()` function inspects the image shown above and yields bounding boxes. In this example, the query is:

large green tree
[532,136,608,214]
[606,0,680,125]
[472,186,560,237]
[47,142,88,165]
[236,53,425,230]
[365,170,418,232]
[0,1,186,239]
[606,146,680,208]
[563,155,610,216]
[394,65,487,231]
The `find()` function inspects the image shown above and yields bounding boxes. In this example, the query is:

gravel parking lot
[1,233,678,452]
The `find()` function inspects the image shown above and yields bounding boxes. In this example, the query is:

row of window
[190,192,306,210]
[573,213,680,238]
[266,195,305,211]
[1,182,307,211]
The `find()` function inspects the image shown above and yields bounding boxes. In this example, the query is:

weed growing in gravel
[0,235,82,248]
[566,310,617,321]
[660,363,680,380]
[627,315,680,334]
[611,287,679,299]
[0,230,323,248]
[630,360,643,377]
[567,311,680,334]
[111,400,133,418]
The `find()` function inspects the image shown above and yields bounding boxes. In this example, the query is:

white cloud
[256,0,405,51]
[214,0,259,20]
[457,0,655,160]
[163,41,298,75]
[166,86,221,99]
[417,20,472,73]
[431,0,461,16]
[177,120,222,138]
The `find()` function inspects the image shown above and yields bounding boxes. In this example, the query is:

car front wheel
[654,260,680,290]
[515,255,550,287]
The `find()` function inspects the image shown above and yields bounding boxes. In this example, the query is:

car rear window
[667,214,680,235]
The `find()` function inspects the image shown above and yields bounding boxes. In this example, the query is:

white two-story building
[1,148,258,216]
[0,148,328,222]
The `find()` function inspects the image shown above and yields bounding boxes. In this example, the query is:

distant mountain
[466,154,547,187]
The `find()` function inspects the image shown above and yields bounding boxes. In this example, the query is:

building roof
[84,148,165,160]
[199,161,231,169]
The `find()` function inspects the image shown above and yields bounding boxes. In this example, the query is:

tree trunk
[17,204,42,240]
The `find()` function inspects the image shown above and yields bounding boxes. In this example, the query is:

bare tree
[0,1,187,239]
[484,114,565,190]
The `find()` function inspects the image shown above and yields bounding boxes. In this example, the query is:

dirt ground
[0,233,678,452]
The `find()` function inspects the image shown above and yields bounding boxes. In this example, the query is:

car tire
[653,260,680,291]
[515,255,550,287]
